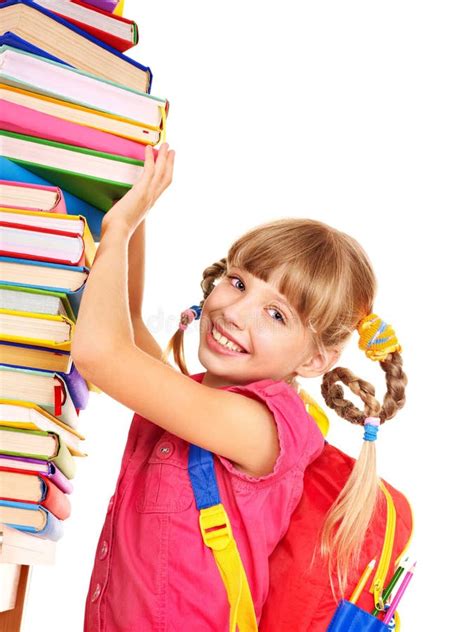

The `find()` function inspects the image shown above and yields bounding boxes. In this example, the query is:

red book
[0,221,86,266]
[0,467,71,520]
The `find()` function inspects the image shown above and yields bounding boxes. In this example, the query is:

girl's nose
[219,296,251,331]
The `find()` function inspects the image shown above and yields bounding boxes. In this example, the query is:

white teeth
[212,328,244,352]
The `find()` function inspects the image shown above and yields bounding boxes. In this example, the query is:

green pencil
[371,556,409,616]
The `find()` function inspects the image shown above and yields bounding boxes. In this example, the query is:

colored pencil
[349,559,376,604]
[371,555,410,615]
[382,562,416,623]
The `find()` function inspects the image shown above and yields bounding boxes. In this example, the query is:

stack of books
[0,0,168,564]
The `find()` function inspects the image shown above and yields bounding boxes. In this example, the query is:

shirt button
[91,583,102,603]
[155,441,174,459]
[98,540,109,560]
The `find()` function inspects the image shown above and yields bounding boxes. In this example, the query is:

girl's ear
[295,347,342,379]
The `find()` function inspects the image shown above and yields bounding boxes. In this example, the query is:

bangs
[227,219,375,346]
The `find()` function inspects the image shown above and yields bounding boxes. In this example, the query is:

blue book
[0,157,103,239]
[0,256,88,316]
[0,499,64,541]
[0,31,71,66]
[0,0,152,92]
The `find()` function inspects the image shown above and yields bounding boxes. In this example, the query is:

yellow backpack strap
[200,504,258,631]
[297,386,330,437]
[189,445,258,632]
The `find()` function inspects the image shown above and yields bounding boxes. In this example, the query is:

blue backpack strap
[188,444,258,632]
[188,444,221,509]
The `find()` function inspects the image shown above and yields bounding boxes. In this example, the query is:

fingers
[163,150,175,191]
[141,144,156,183]
[128,143,174,214]
[151,143,174,194]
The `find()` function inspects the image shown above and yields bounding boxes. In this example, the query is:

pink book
[0,455,73,493]
[0,100,156,162]
[0,179,66,213]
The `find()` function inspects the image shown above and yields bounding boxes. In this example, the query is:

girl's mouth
[206,327,248,356]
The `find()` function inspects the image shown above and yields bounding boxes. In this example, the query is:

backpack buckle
[199,503,233,551]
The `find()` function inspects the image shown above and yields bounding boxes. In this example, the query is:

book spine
[40,475,71,519]
[59,364,90,410]
[50,434,76,480]
[48,462,73,493]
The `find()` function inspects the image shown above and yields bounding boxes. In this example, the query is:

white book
[0,45,164,128]
[0,524,56,566]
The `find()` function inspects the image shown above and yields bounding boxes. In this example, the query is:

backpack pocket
[327,601,391,631]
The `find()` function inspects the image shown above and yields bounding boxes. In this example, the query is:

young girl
[72,145,406,631]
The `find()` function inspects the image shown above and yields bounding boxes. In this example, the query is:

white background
[20,1,473,630]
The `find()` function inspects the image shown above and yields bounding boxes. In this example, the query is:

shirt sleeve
[215,378,324,486]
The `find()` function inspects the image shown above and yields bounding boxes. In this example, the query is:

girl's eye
[227,274,286,325]
[268,307,286,324]
[228,275,245,291]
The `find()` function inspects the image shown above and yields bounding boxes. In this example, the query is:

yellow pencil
[349,559,377,604]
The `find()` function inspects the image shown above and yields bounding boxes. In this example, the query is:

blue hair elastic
[189,305,202,320]
[363,417,380,442]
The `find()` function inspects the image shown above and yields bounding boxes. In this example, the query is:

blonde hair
[162,218,407,594]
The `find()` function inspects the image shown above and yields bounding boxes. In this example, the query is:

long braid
[321,368,381,425]
[319,321,407,598]
[380,351,407,421]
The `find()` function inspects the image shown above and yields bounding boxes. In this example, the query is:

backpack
[258,442,413,631]
[188,392,413,632]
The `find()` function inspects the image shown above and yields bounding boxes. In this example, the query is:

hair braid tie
[179,305,202,331]
[358,313,401,362]
[363,416,380,441]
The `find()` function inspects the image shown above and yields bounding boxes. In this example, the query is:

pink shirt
[84,372,324,631]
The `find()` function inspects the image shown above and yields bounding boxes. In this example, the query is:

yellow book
[0,309,75,351]
[0,84,162,145]
[0,398,85,456]
[0,339,72,373]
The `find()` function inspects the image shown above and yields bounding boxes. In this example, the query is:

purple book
[81,0,119,12]
[0,454,74,493]
[58,364,90,411]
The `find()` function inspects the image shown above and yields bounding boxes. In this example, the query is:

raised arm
[128,219,166,362]
[71,146,279,477]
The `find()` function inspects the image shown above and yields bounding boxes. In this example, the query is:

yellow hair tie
[357,313,402,362]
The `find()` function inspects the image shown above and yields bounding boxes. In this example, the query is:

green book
[0,283,76,322]
[0,130,143,211]
[0,425,76,479]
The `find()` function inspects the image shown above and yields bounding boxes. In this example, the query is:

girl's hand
[101,144,175,236]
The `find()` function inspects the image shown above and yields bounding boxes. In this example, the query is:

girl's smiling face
[198,266,329,388]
